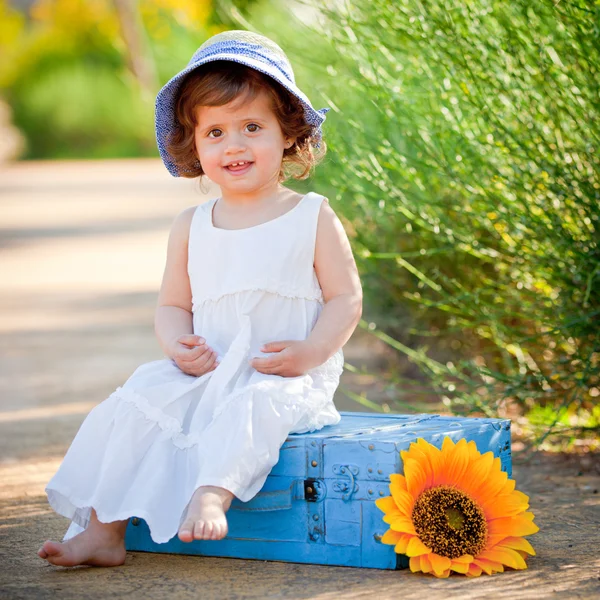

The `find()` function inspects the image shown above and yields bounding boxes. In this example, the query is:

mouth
[223,160,254,175]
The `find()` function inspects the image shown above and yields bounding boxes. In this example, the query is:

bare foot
[178,485,234,543]
[38,509,128,567]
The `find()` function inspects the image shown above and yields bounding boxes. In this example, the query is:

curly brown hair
[165,61,327,181]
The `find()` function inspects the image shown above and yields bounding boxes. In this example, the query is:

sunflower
[375,436,538,577]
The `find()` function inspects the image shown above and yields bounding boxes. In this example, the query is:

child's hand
[170,334,219,377]
[249,340,319,377]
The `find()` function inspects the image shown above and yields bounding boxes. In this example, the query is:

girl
[38,30,363,568]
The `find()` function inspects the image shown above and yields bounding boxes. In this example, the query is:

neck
[219,180,284,208]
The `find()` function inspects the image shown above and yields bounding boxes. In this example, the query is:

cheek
[196,143,221,170]
[253,136,285,163]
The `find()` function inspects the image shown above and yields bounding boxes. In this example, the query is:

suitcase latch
[332,464,360,501]
[304,478,325,502]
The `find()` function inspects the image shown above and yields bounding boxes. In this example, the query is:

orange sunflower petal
[403,457,428,497]
[466,562,483,577]
[459,451,495,497]
[375,495,401,516]
[389,472,407,491]
[394,533,413,554]
[473,557,504,574]
[409,556,421,573]
[443,437,470,485]
[420,554,433,573]
[452,554,474,563]
[380,529,403,545]
[390,482,414,516]
[487,533,511,547]
[390,517,417,535]
[488,513,539,537]
[472,560,492,575]
[483,490,530,520]
[472,461,509,501]
[511,489,530,505]
[466,439,481,461]
[413,438,443,487]
[515,549,530,561]
[429,553,452,576]
[500,477,517,495]
[450,560,470,574]
[404,440,430,464]
[496,536,536,556]
[406,536,432,557]
[480,547,528,570]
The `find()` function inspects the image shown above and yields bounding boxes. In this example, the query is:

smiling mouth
[224,161,254,173]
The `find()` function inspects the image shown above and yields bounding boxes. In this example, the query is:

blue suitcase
[124,412,512,569]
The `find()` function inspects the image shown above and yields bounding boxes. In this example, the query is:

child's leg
[178,485,235,543]
[37,508,129,568]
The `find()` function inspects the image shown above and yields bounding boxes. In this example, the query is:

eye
[208,128,223,138]
[246,123,261,133]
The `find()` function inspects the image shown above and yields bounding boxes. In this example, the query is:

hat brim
[155,55,326,177]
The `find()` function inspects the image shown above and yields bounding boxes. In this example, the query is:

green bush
[312,0,600,449]
[229,0,599,450]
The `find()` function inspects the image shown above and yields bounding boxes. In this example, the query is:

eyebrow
[200,117,267,132]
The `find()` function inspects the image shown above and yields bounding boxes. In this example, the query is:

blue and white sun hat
[155,30,330,177]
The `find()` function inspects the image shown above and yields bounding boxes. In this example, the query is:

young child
[38,30,362,568]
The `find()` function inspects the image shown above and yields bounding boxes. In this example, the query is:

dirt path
[0,159,598,599]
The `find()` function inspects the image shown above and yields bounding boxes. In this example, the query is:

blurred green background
[2,0,598,452]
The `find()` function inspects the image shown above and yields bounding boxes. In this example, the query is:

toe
[204,522,215,540]
[192,520,205,540]
[41,541,68,566]
[43,541,63,557]
[178,521,194,543]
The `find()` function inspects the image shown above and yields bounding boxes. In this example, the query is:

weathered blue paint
[124,411,511,569]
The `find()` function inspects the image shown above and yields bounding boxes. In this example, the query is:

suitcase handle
[229,480,305,512]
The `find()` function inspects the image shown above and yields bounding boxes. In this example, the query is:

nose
[224,132,247,154]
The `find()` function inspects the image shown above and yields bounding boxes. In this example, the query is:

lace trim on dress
[192,285,324,312]
[309,348,345,380]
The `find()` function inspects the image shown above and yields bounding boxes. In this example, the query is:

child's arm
[154,206,218,377]
[252,199,362,375]
[155,207,195,358]
[154,207,217,377]
[305,199,363,361]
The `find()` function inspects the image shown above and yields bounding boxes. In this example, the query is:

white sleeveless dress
[45,191,344,544]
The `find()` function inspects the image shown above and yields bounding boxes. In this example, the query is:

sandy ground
[0,158,598,599]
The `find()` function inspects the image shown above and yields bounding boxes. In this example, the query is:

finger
[250,357,283,369]
[179,335,205,346]
[198,350,217,370]
[255,366,283,375]
[260,340,292,353]
[180,344,211,362]
[174,342,205,358]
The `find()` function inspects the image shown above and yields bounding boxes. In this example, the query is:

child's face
[194,89,291,194]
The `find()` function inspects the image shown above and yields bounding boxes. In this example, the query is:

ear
[285,137,296,149]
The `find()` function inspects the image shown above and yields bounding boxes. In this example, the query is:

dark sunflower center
[411,484,487,559]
